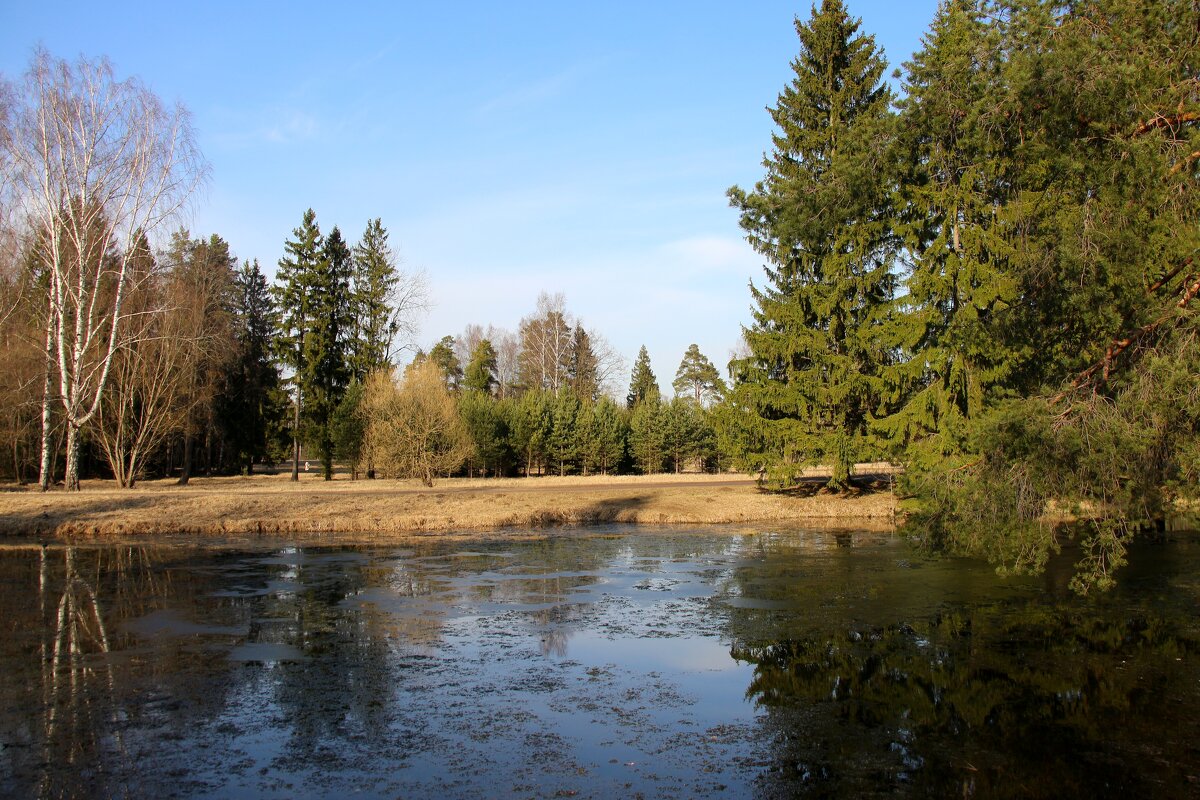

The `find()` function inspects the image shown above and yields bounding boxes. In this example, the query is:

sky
[0,0,941,391]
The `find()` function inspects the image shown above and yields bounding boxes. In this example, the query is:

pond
[0,526,1197,798]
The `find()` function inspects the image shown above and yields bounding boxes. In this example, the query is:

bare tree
[4,49,206,490]
[518,291,574,392]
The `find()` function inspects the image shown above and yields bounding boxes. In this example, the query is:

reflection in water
[0,529,1196,798]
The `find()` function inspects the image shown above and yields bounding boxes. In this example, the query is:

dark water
[0,527,1197,799]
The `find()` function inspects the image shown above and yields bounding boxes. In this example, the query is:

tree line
[720,0,1199,590]
[353,315,732,485]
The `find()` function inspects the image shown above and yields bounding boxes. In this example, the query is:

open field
[0,471,898,539]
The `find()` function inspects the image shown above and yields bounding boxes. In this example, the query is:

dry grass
[0,470,899,539]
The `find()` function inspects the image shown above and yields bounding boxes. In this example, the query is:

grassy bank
[0,472,898,538]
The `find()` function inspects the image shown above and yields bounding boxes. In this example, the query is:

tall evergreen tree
[626,345,659,408]
[220,258,287,474]
[578,396,626,476]
[727,0,897,489]
[305,224,355,480]
[880,0,1018,461]
[273,208,324,481]
[350,218,403,378]
[569,326,600,402]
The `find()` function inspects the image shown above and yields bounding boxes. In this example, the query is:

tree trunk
[291,392,300,482]
[64,423,80,491]
[38,318,55,492]
[178,431,193,486]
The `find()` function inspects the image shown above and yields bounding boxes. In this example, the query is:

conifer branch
[1132,111,1200,136]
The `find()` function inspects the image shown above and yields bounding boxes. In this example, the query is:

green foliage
[629,397,666,474]
[577,396,627,476]
[626,345,659,409]
[509,389,554,475]
[331,379,366,478]
[458,388,510,477]
[549,387,582,475]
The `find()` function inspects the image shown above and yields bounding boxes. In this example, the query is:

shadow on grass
[0,495,163,537]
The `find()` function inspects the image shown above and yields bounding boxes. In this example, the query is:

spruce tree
[626,345,659,409]
[569,326,600,401]
[221,258,286,474]
[350,218,402,378]
[880,0,1018,461]
[273,208,324,481]
[305,224,355,480]
[727,0,896,489]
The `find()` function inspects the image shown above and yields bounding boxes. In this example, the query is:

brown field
[0,470,898,539]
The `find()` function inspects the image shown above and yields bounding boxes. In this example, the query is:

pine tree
[273,208,324,481]
[463,338,498,395]
[672,344,727,407]
[727,0,897,489]
[626,345,659,409]
[510,389,553,476]
[428,335,463,390]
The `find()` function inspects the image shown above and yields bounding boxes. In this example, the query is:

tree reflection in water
[731,588,1200,797]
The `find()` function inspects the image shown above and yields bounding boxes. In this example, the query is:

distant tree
[549,387,581,475]
[510,389,553,475]
[459,389,509,477]
[168,231,237,484]
[331,378,366,479]
[661,397,713,474]
[518,292,573,392]
[726,0,896,489]
[626,345,659,409]
[672,344,727,407]
[577,396,627,476]
[273,208,324,482]
[428,335,462,390]
[220,258,287,474]
[629,397,666,474]
[462,338,497,395]
[305,225,355,480]
[569,326,600,401]
[361,361,471,487]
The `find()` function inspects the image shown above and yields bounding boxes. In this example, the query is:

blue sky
[1,1,940,390]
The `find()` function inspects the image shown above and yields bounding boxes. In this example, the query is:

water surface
[1,526,1197,798]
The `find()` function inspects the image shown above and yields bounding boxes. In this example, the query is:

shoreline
[0,472,899,539]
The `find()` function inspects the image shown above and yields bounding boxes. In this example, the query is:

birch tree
[5,49,205,490]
